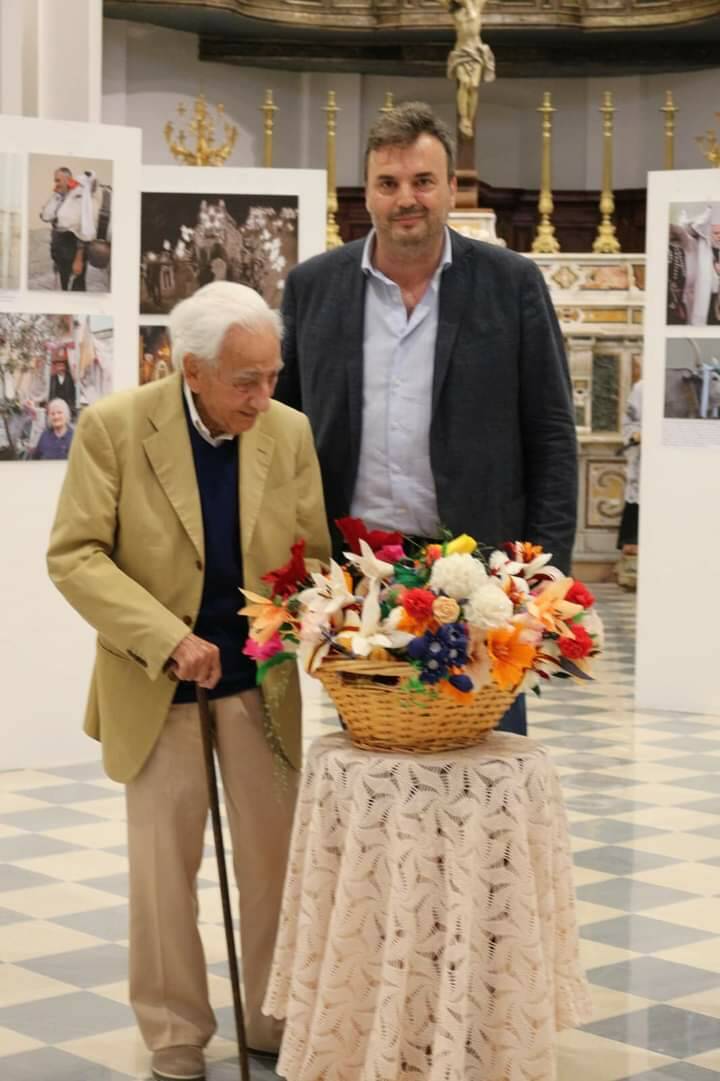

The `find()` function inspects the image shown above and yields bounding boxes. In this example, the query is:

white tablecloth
[264,731,592,1081]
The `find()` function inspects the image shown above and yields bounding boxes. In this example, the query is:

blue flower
[448,673,473,694]
[436,622,469,666]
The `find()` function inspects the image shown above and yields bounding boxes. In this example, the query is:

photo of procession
[0,152,22,292]
[27,153,113,293]
[667,201,720,326]
[0,312,113,460]
[139,325,173,385]
[139,192,298,314]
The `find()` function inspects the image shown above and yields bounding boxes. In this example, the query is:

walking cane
[197,686,250,1081]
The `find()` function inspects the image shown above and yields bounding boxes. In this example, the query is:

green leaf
[255,651,295,684]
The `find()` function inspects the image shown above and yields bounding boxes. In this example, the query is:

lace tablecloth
[264,731,592,1081]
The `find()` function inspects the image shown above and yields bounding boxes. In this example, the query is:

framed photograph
[28,153,113,294]
[662,336,720,445]
[667,201,720,327]
[140,193,298,314]
[139,324,173,385]
[0,153,23,292]
[0,312,113,461]
[140,166,326,318]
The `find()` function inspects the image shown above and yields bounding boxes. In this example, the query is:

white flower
[429,553,487,600]
[298,560,354,616]
[464,581,514,629]
[343,539,394,583]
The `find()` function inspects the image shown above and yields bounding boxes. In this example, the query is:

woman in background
[33,398,74,460]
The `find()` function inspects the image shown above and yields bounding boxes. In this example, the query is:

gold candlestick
[532,91,560,254]
[696,113,720,167]
[261,89,277,168]
[163,94,238,167]
[324,91,343,250]
[380,91,395,114]
[593,91,621,254]
[661,90,678,170]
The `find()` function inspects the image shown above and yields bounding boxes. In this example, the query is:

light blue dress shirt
[350,227,452,537]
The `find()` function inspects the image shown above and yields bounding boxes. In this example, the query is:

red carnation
[402,588,436,621]
[261,539,308,599]
[566,581,596,609]
[335,516,403,555]
[558,624,594,660]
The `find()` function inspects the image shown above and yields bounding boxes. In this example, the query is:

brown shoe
[152,1045,205,1081]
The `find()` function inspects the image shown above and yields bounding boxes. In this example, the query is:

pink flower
[243,632,284,662]
[374,544,405,564]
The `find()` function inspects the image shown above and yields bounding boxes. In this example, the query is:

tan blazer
[47,373,330,783]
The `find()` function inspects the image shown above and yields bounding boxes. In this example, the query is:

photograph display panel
[636,168,720,715]
[28,153,113,294]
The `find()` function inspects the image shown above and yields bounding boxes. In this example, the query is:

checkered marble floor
[3,584,720,1080]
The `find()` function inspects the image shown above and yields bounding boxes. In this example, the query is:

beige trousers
[125,689,298,1052]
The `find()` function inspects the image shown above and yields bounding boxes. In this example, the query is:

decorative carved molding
[107,0,720,31]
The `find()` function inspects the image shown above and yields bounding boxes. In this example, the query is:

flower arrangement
[239,518,603,704]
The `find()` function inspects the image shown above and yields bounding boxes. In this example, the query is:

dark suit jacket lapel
[433,230,474,414]
[340,246,367,483]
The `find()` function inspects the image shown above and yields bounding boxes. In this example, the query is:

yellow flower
[446,533,477,556]
[432,596,461,624]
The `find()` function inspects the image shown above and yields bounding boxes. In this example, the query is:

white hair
[168,282,283,369]
[48,398,71,422]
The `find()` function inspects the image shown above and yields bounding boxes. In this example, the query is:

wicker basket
[316,658,517,754]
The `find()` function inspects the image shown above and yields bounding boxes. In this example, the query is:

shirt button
[182,615,193,626]
[195,559,203,571]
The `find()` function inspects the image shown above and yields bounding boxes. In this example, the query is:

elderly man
[277,101,577,738]
[47,282,330,1081]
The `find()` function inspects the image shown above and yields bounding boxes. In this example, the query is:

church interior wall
[104,19,720,193]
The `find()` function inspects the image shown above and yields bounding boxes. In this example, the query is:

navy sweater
[173,414,256,703]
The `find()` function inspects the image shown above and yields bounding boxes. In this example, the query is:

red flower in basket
[558,623,594,660]
[565,581,596,610]
[261,539,308,599]
[336,517,403,556]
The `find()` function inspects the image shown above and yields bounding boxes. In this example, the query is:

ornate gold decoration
[532,92,560,255]
[260,89,278,168]
[129,0,720,33]
[696,114,720,167]
[324,91,343,250]
[380,91,395,114]
[164,95,238,166]
[593,92,621,255]
[660,90,678,169]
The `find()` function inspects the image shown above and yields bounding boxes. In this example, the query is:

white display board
[636,169,720,714]
[0,114,141,769]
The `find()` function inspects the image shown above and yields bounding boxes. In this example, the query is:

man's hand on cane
[170,634,222,688]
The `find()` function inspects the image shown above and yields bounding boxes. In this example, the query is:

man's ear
[183,354,201,392]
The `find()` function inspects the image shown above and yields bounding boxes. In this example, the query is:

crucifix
[445,0,495,209]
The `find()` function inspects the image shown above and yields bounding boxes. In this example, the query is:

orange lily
[486,625,537,692]
[526,577,583,639]
[238,589,296,645]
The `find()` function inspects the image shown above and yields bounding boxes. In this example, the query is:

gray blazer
[276,229,578,573]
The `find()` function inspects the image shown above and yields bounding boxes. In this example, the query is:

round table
[264,731,592,1081]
